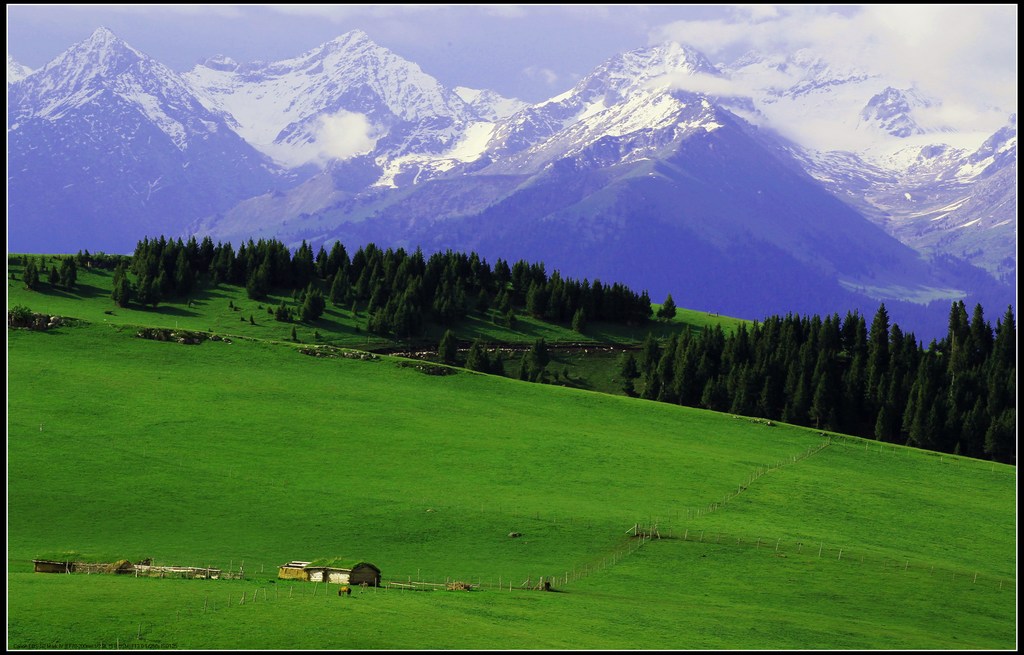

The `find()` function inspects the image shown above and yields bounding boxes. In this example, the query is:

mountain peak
[859,86,938,138]
[654,40,718,69]
[81,26,135,55]
[564,40,720,105]
[334,29,373,46]
[312,29,377,59]
[89,26,118,42]
[70,25,142,62]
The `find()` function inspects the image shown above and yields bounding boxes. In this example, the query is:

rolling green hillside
[6,265,1016,650]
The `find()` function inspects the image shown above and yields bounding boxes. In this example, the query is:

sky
[6,4,1018,115]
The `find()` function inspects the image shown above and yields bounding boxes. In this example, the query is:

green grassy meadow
[6,265,1017,650]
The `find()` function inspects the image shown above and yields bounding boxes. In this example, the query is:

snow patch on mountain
[374,120,496,188]
[454,86,527,121]
[7,55,33,84]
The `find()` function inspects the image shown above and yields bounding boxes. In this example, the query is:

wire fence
[12,429,1014,651]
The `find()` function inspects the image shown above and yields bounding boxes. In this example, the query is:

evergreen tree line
[16,255,80,291]
[119,235,654,335]
[619,302,1016,464]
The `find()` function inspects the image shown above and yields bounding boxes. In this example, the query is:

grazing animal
[338,586,351,596]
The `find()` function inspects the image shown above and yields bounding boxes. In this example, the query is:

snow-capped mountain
[7,54,33,84]
[182,30,479,169]
[188,39,1012,339]
[7,29,1013,339]
[719,47,1015,284]
[858,86,949,138]
[801,116,1017,282]
[7,27,289,254]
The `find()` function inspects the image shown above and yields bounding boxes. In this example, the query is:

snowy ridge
[7,27,287,255]
[12,27,228,150]
[7,55,33,84]
[184,29,475,167]
[482,41,722,163]
[454,86,527,121]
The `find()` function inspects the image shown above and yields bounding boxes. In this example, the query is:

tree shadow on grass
[29,282,109,301]
[135,305,200,318]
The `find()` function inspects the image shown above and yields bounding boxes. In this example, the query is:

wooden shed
[277,560,312,581]
[33,559,74,573]
[348,562,382,586]
[304,559,381,586]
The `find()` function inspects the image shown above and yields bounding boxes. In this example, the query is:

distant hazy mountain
[720,49,1016,284]
[7,28,289,254]
[797,116,1017,282]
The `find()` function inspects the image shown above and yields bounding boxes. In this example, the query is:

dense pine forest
[11,235,1016,465]
[621,303,1016,464]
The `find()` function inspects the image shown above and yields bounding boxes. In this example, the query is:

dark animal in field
[338,586,351,596]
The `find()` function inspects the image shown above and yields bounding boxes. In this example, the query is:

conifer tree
[866,304,890,410]
[656,293,677,321]
[465,339,490,373]
[246,263,270,300]
[112,265,131,308]
[275,301,291,322]
[22,257,40,290]
[518,353,531,381]
[529,337,550,377]
[571,307,587,334]
[300,285,326,322]
[174,249,194,297]
[438,329,457,365]
[59,257,78,289]
[619,353,640,397]
[639,332,660,379]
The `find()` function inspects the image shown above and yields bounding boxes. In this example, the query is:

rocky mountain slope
[7,28,289,254]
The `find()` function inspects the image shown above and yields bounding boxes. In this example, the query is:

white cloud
[734,4,781,22]
[481,5,529,19]
[648,71,742,96]
[523,65,559,87]
[312,110,377,165]
[650,5,1017,123]
[263,4,438,22]
[61,4,246,18]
